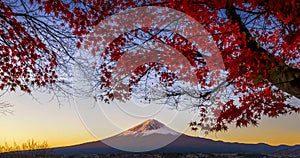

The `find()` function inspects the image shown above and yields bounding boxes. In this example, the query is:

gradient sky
[1,90,300,148]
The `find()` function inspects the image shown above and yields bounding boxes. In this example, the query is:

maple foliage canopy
[0,0,299,131]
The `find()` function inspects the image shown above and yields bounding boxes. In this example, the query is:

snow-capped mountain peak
[118,119,180,136]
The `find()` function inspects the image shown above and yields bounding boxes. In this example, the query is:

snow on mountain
[117,119,180,136]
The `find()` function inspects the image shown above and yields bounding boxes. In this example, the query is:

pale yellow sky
[0,91,299,148]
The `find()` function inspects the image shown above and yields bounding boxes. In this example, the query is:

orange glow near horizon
[2,113,299,148]
[1,92,300,148]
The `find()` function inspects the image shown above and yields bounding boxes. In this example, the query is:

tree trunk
[226,7,300,99]
[269,66,300,99]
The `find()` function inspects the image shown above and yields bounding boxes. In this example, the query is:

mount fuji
[53,119,300,154]
[117,119,180,136]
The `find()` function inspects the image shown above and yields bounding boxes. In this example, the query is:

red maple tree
[0,0,299,131]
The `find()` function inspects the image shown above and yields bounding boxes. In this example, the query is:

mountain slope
[157,134,295,153]
[53,119,300,154]
[101,119,181,152]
